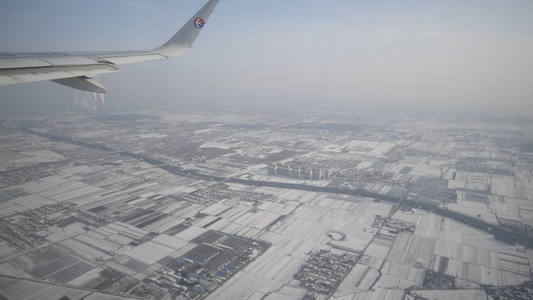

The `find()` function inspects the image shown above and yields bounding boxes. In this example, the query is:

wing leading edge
[0,0,219,93]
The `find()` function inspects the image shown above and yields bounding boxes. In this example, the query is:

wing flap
[99,53,168,65]
[0,63,119,86]
[40,56,98,66]
[52,77,108,93]
[0,57,53,69]
[0,75,19,85]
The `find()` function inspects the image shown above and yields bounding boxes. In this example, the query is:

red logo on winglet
[194,18,205,28]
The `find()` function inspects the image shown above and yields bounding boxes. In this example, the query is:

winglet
[154,0,219,58]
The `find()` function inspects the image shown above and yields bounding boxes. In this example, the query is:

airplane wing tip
[154,0,220,57]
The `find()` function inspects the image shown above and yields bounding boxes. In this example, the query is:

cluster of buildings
[0,165,54,188]
[182,184,277,205]
[294,250,357,294]
[267,162,331,180]
[487,285,533,299]
[0,217,44,250]
[383,218,416,234]
[371,215,386,228]
[455,158,514,176]
[422,269,455,289]
[147,230,270,299]
[148,266,216,298]
[0,202,110,250]
[191,155,219,165]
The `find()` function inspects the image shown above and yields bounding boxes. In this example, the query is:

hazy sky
[1,0,532,112]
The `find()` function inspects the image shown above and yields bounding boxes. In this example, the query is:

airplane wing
[0,0,219,94]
